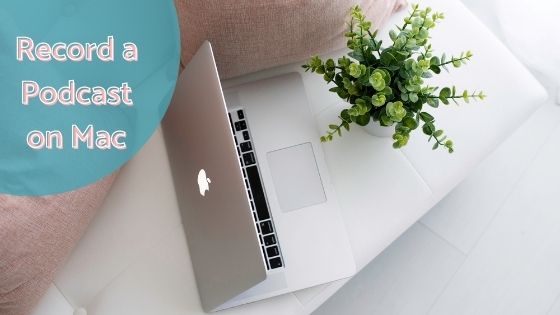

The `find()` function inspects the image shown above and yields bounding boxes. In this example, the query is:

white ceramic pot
[361,121,394,138]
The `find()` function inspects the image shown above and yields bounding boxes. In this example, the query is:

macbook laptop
[162,41,355,312]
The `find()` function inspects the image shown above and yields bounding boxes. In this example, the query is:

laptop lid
[162,41,266,312]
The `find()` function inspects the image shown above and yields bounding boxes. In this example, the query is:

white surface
[32,285,73,315]
[31,0,547,314]
[421,102,560,253]
[313,100,560,315]
[548,297,560,315]
[314,223,465,315]
[430,123,560,315]
[52,127,181,308]
[74,308,87,315]
[496,0,560,87]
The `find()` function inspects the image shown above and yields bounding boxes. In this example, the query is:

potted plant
[303,4,486,153]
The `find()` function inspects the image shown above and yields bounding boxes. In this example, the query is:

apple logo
[197,169,211,196]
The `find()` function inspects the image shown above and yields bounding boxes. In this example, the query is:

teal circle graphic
[0,0,180,195]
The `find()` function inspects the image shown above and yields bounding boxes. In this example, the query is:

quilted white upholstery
[32,0,547,314]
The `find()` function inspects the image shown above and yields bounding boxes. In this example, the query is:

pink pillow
[0,173,116,315]
[175,0,407,79]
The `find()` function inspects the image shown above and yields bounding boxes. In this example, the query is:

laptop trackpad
[266,143,326,212]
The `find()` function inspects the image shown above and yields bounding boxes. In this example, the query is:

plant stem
[401,6,418,30]
[359,27,369,66]
[326,120,348,138]
[427,93,480,100]
[436,55,469,67]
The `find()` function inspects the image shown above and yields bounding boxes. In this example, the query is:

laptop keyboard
[228,109,284,271]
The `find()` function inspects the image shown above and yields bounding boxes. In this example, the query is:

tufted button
[73,307,87,315]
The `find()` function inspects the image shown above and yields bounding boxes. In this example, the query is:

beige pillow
[0,173,116,315]
[175,0,407,79]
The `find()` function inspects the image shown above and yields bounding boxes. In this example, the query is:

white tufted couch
[31,0,548,314]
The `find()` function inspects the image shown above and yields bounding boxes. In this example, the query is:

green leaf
[336,89,349,99]
[329,124,339,130]
[380,69,392,84]
[347,85,360,96]
[355,98,366,106]
[309,56,322,68]
[348,50,365,63]
[419,112,434,122]
[402,116,418,129]
[430,65,441,74]
[389,30,397,41]
[372,93,386,107]
[382,86,393,96]
[426,98,439,108]
[421,72,433,78]
[386,101,407,122]
[341,109,351,122]
[395,125,411,134]
[355,113,371,126]
[380,113,393,126]
[325,59,335,70]
[478,91,487,100]
[369,70,386,91]
[349,63,362,78]
[432,142,439,150]
[463,90,470,103]
[380,50,398,66]
[338,56,351,68]
[439,87,451,105]
[418,59,431,72]
[418,28,429,40]
[439,87,451,98]
[422,123,434,135]
[433,130,444,138]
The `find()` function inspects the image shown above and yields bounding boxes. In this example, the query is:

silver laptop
[162,41,355,312]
